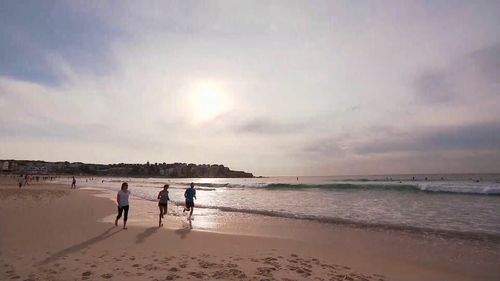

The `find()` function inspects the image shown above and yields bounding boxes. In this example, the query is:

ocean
[73,174,500,239]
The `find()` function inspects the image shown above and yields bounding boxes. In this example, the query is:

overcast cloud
[1,1,499,175]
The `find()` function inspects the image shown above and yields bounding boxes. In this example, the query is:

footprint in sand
[212,268,247,279]
[198,260,220,269]
[81,271,92,277]
[144,263,159,271]
[255,266,276,277]
[165,274,179,280]
[101,273,113,279]
[169,267,179,272]
[189,271,207,279]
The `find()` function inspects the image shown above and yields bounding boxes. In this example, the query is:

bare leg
[123,205,129,229]
[115,206,123,227]
[188,207,194,220]
[158,206,163,227]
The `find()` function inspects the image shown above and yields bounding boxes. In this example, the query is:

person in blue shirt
[183,182,197,220]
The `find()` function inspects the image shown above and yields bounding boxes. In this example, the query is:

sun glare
[188,80,230,122]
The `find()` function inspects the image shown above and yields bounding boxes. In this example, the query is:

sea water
[73,174,500,238]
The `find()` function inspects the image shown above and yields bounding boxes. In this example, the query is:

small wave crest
[260,183,500,195]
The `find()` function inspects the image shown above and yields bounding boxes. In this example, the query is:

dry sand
[0,176,499,281]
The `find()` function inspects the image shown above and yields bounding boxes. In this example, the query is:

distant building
[1,161,9,171]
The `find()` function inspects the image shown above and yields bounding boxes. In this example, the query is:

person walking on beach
[18,174,24,188]
[115,182,130,229]
[157,184,170,227]
[71,176,76,189]
[183,182,196,220]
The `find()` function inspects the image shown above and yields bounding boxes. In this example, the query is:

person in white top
[115,182,130,229]
[18,174,25,188]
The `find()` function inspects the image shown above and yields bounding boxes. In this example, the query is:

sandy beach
[1,177,499,281]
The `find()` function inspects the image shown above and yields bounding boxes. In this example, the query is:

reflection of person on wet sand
[175,219,192,239]
[183,182,197,220]
[157,184,170,227]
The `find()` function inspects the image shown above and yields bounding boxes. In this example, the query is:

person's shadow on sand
[37,226,122,265]
[135,227,159,244]
[175,219,192,239]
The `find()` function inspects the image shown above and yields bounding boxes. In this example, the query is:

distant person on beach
[115,182,130,229]
[18,174,24,188]
[157,184,170,227]
[71,176,76,189]
[183,182,197,220]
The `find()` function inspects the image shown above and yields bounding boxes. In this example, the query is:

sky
[1,1,499,176]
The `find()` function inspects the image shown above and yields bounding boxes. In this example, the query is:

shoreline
[1,177,499,280]
[75,178,500,242]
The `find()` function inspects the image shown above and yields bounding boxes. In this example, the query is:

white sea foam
[58,175,500,237]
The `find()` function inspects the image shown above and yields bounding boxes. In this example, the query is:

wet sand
[0,177,499,281]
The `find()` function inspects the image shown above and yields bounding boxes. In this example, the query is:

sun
[188,80,230,122]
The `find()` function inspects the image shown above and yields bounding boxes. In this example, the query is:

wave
[180,182,230,188]
[87,184,500,241]
[91,178,500,195]
[164,202,500,242]
[261,183,500,195]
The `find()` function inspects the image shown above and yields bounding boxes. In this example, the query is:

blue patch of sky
[0,1,123,86]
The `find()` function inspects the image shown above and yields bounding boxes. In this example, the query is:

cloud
[414,42,500,103]
[232,118,306,135]
[302,137,348,158]
[0,1,121,85]
[355,121,500,154]
[1,1,500,175]
[466,42,500,84]
[414,70,453,103]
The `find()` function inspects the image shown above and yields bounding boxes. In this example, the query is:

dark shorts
[158,203,168,207]
[185,200,194,208]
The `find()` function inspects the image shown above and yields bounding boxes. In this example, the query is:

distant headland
[0,159,254,178]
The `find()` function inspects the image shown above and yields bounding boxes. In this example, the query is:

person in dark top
[157,184,170,227]
[183,182,197,220]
